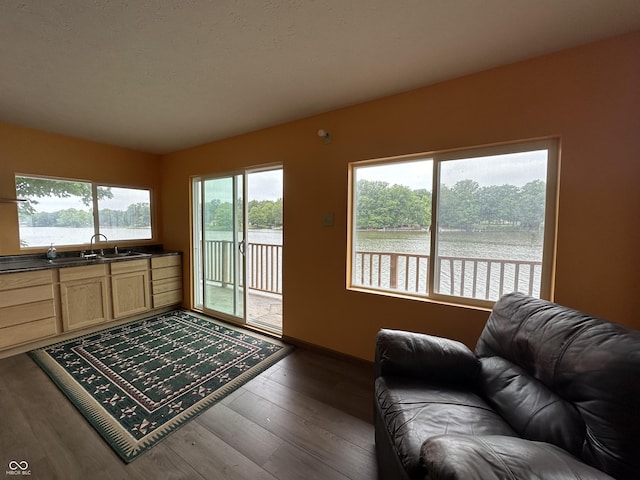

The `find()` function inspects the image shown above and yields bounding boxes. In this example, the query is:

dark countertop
[0,246,181,274]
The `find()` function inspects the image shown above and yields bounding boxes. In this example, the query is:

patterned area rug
[29,310,292,462]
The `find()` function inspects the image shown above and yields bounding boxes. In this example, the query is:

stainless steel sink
[99,251,148,259]
[48,251,148,264]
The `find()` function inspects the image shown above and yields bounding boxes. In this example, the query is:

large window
[16,175,153,248]
[348,139,558,307]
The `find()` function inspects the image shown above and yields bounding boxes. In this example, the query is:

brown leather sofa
[374,292,640,479]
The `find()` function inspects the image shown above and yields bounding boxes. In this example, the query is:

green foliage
[100,203,151,228]
[356,180,431,229]
[248,198,283,229]
[202,198,283,230]
[356,179,546,231]
[16,176,113,215]
[20,204,151,229]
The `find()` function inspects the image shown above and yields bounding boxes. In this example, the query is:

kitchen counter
[0,246,181,274]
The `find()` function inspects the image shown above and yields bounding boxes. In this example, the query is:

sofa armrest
[421,435,615,480]
[375,329,480,384]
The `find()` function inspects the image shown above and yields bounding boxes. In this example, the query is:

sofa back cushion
[479,356,585,456]
[475,292,640,480]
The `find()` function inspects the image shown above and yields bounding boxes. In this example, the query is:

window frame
[16,173,156,249]
[347,137,559,308]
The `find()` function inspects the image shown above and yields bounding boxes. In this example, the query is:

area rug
[29,309,292,462]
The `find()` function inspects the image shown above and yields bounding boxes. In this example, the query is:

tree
[439,180,480,230]
[16,176,113,216]
[212,202,233,230]
[478,184,520,227]
[248,198,283,229]
[518,180,546,229]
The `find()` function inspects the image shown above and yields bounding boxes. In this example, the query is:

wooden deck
[205,284,282,333]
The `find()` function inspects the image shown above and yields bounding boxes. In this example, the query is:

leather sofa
[374,292,640,479]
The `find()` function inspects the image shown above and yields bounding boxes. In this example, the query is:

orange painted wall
[162,31,640,361]
[0,122,162,255]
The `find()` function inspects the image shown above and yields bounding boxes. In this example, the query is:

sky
[203,169,283,203]
[356,150,548,189]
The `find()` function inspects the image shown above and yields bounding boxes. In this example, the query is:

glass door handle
[238,240,245,256]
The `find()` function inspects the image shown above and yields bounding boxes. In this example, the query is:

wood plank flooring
[0,343,377,480]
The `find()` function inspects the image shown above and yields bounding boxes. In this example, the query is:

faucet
[89,233,108,255]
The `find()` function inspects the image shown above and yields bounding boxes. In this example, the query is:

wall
[0,122,162,255]
[162,31,640,361]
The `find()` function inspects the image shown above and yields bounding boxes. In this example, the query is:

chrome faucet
[89,233,108,255]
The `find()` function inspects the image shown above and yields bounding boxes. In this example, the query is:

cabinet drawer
[0,284,54,308]
[110,259,149,275]
[151,255,181,269]
[152,265,181,281]
[152,277,182,295]
[0,270,52,290]
[0,317,58,350]
[153,290,182,308]
[0,299,56,328]
[59,264,107,282]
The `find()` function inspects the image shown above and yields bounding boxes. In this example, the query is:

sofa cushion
[375,376,516,479]
[479,356,585,456]
[475,292,640,480]
[421,434,615,480]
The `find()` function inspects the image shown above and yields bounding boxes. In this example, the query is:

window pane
[97,186,152,241]
[352,159,432,294]
[435,150,548,301]
[16,176,94,247]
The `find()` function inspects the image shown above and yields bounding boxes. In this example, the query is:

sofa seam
[475,437,518,480]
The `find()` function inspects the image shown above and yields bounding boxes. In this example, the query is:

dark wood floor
[0,345,377,479]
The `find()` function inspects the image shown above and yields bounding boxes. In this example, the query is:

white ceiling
[2,1,640,154]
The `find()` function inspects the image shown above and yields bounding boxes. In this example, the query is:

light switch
[322,212,335,227]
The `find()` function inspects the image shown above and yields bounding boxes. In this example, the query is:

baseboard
[282,334,374,372]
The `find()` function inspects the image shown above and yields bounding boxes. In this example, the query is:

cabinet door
[60,276,110,331]
[111,270,150,319]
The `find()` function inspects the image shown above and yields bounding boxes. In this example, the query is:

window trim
[347,137,559,308]
[16,173,156,249]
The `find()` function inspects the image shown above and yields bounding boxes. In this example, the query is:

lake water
[26,227,541,301]
[355,229,543,260]
[19,227,152,248]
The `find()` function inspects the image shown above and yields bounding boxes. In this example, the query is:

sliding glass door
[192,167,283,332]
[193,173,245,320]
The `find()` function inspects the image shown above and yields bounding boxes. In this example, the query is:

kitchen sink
[48,251,149,264]
[99,251,148,259]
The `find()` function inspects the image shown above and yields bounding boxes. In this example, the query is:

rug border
[29,309,293,463]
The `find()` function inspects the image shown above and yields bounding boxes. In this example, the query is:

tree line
[21,203,151,228]
[205,198,283,230]
[356,179,546,231]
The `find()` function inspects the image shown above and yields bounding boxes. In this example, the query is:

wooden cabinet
[0,252,182,354]
[0,270,58,349]
[60,264,110,332]
[151,255,183,308]
[111,259,150,319]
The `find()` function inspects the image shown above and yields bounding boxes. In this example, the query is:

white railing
[205,240,282,295]
[204,241,541,300]
[354,251,541,300]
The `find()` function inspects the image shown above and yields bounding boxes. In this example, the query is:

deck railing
[204,240,283,295]
[204,241,542,300]
[353,251,542,300]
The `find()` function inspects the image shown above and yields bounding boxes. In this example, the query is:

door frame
[191,164,283,331]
